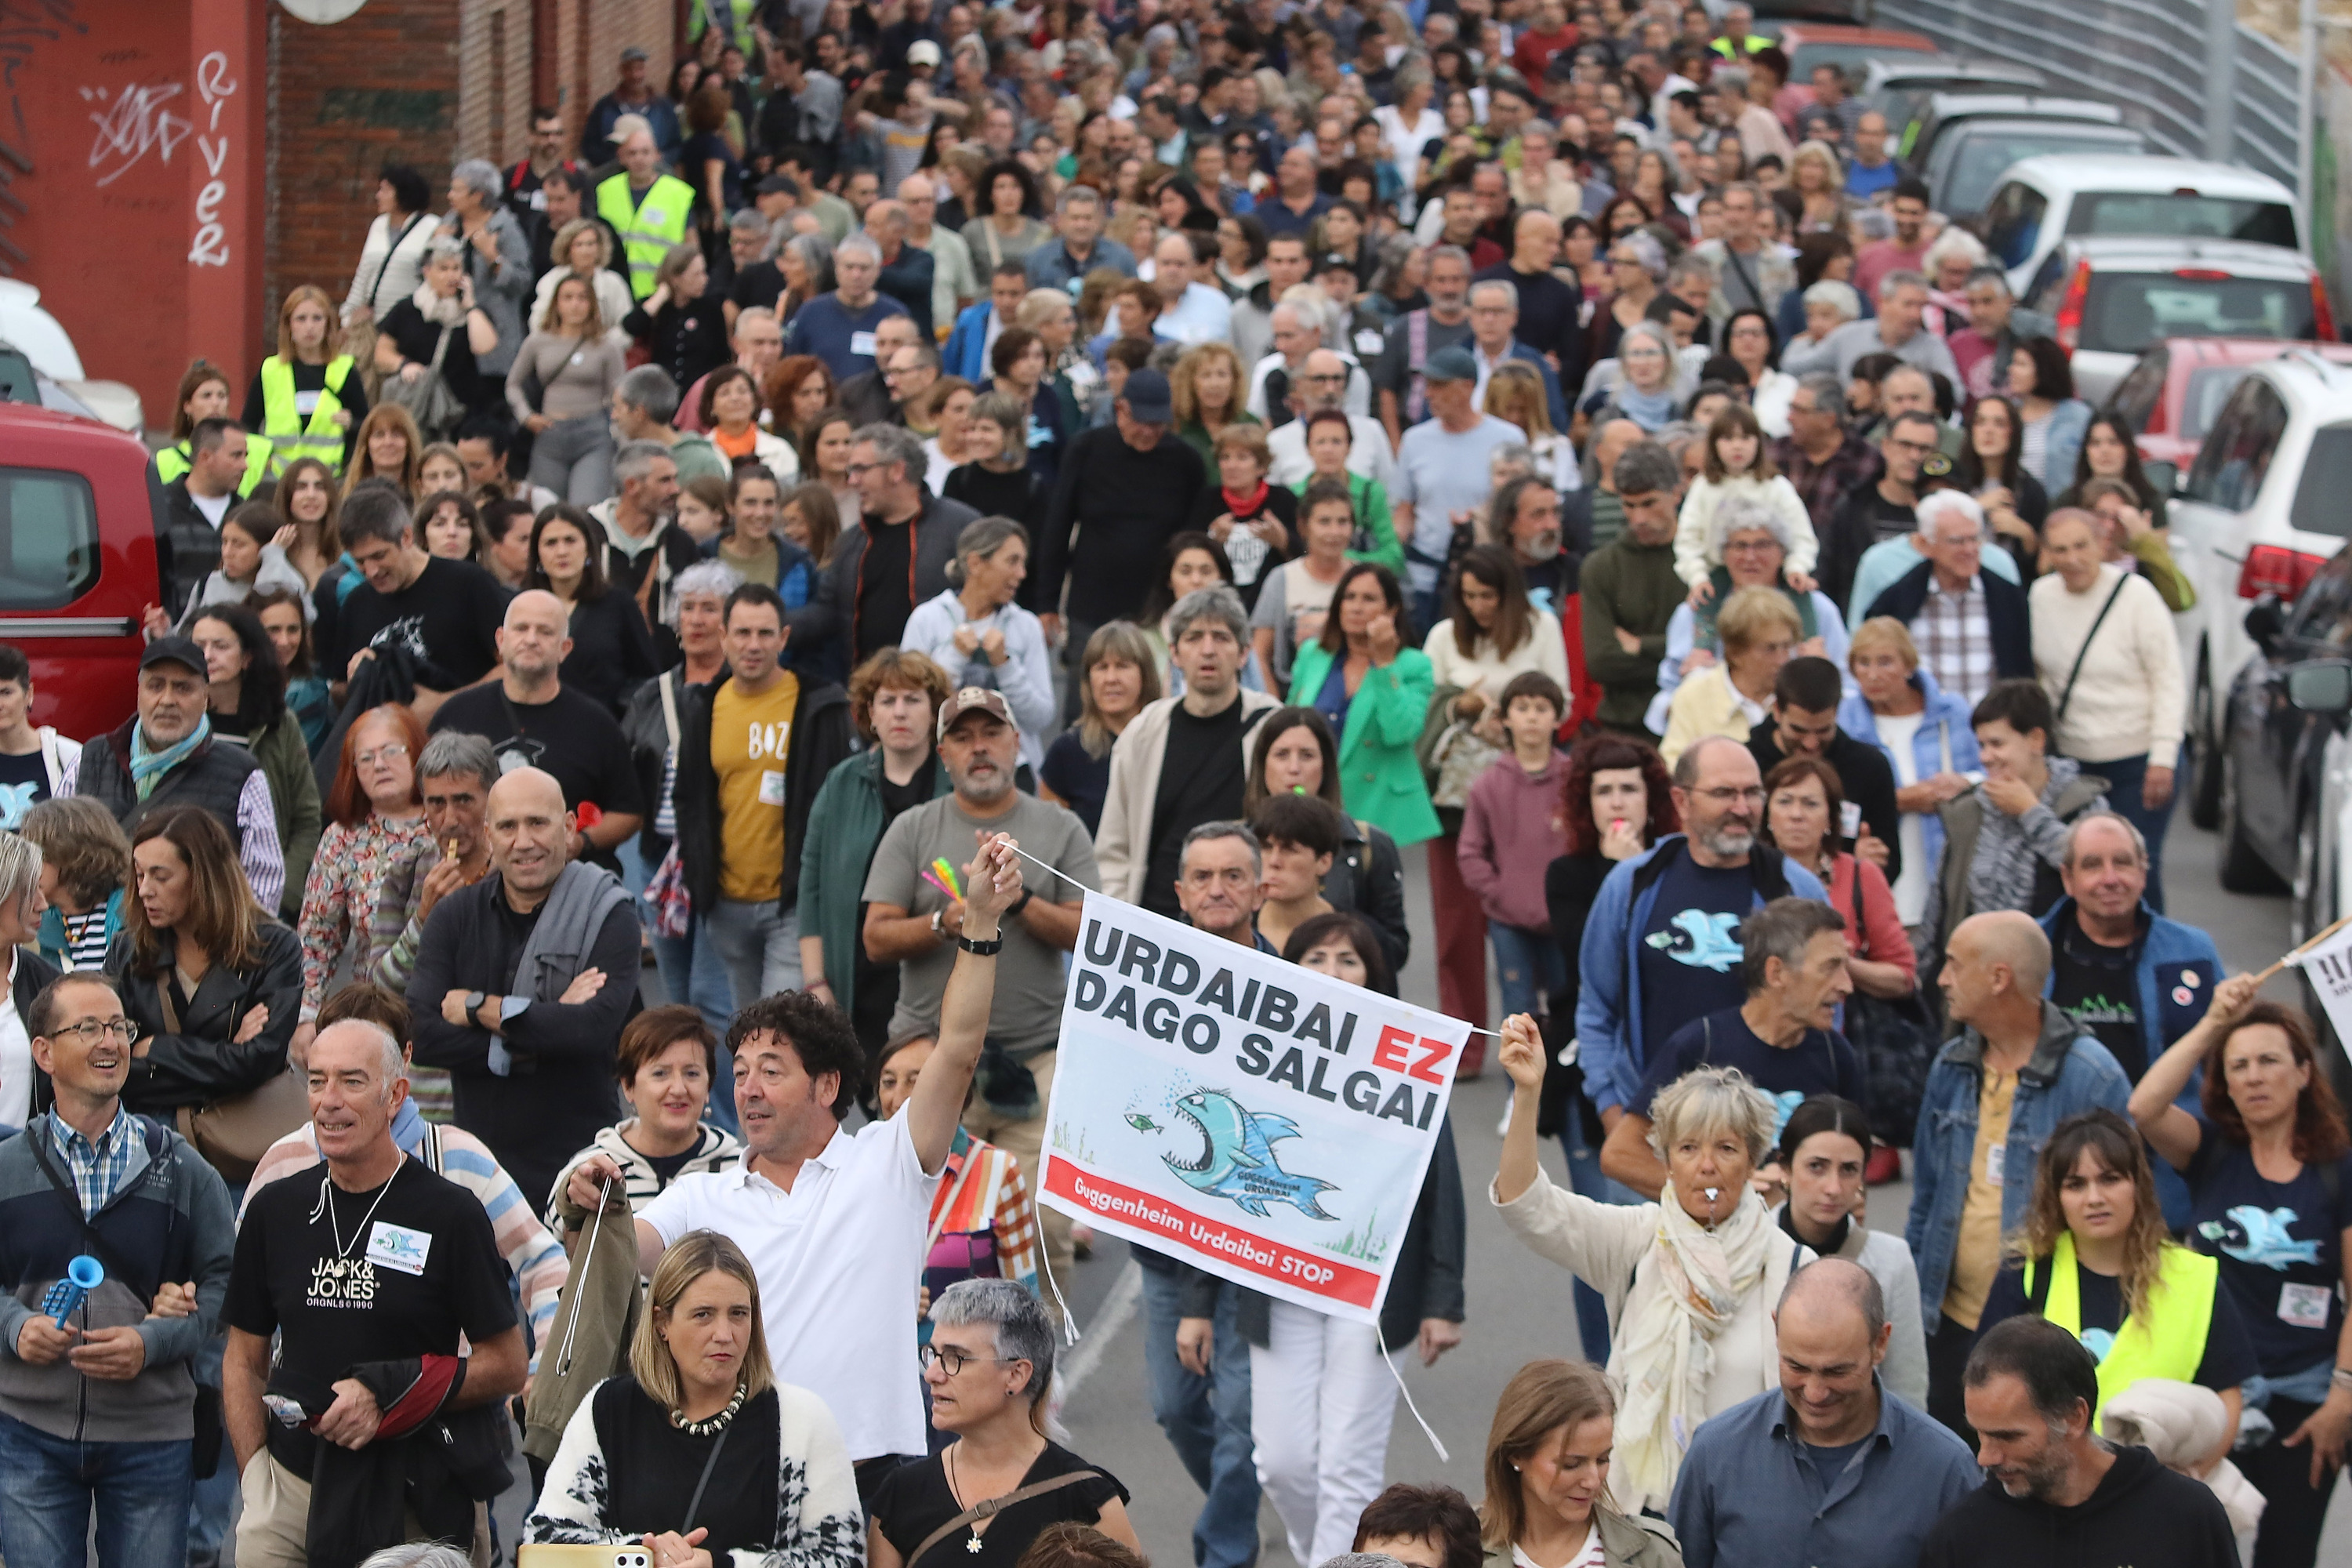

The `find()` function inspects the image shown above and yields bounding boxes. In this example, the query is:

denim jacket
[1903,1000,2131,1324]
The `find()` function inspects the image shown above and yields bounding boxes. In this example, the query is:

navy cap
[1122,367,1174,423]
[140,637,207,677]
[1423,345,1479,383]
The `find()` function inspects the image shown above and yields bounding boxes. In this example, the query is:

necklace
[947,1445,989,1554]
[315,1165,400,1261]
[670,1379,746,1436]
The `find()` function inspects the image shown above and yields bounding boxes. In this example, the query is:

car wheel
[2219,750,2286,893]
[2188,647,2223,829]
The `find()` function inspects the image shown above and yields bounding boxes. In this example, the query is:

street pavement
[1051,808,2352,1568]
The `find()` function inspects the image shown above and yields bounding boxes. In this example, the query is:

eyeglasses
[51,1018,138,1047]
[354,742,409,768]
[1689,785,1766,804]
[918,1344,1014,1374]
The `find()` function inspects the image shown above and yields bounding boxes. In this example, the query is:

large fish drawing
[1162,1089,1339,1221]
[1644,909,1745,971]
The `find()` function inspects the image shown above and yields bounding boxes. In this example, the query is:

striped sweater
[244,1100,566,1370]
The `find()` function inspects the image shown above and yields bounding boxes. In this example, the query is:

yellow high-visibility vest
[151,436,273,496]
[259,354,355,475]
[597,172,695,300]
[2025,1234,2218,1415]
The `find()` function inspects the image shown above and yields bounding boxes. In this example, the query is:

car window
[2063,192,2299,249]
[2186,377,2288,510]
[1944,136,2137,219]
[2285,547,2352,646]
[2107,350,2169,433]
[2180,365,2253,443]
[2074,274,2315,355]
[0,469,100,611]
[0,350,34,407]
[2289,426,2352,539]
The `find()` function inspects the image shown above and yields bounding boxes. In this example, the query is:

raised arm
[2129,970,2261,1171]
[1496,1013,1549,1203]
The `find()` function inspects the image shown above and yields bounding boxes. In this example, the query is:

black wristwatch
[1006,886,1034,919]
[465,990,487,1024]
[956,932,1004,955]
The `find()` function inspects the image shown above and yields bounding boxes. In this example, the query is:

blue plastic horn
[39,1255,103,1327]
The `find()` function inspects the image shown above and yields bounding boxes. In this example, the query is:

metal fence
[1872,0,2301,188]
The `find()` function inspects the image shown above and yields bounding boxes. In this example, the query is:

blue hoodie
[1574,834,1828,1115]
[943,299,999,384]
[1838,667,1980,874]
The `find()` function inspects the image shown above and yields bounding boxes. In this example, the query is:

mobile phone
[517,1549,652,1567]
[1838,801,1863,838]
[1962,770,1986,786]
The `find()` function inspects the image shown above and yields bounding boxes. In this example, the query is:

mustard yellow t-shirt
[712,673,799,903]
[1941,1067,2017,1330]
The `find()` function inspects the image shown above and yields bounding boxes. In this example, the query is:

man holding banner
[1035,819,1472,1568]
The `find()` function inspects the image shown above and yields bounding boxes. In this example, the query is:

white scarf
[1610,1187,1774,1513]
[411,281,467,329]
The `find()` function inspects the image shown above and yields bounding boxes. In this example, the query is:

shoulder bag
[907,1468,1109,1568]
[2053,572,2132,728]
[159,975,310,1183]
[644,673,695,939]
[380,319,464,441]
[1835,858,1936,1150]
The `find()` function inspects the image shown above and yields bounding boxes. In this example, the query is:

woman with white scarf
[1494,1022,1812,1515]
[372,237,501,429]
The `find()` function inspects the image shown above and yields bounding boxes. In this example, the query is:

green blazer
[1285,641,1442,846]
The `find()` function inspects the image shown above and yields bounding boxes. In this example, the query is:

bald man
[1473,207,1585,390]
[406,763,643,1207]
[1671,1259,1978,1568]
[428,590,643,870]
[1152,232,1235,346]
[1906,909,2129,1439]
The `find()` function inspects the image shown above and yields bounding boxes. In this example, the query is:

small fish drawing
[1124,1113,1162,1133]
[1163,1090,1339,1221]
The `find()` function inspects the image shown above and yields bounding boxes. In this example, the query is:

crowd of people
[5,0,2340,1565]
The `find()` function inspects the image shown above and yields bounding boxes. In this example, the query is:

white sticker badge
[849,330,879,358]
[2281,1281,2332,1329]
[1984,1147,2004,1189]
[365,1222,432,1277]
[758,769,788,807]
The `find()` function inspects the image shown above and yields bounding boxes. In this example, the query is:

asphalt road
[1049,808,2352,1568]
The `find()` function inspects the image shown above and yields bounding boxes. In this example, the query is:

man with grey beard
[861,687,1100,1289]
[1573,735,1829,1181]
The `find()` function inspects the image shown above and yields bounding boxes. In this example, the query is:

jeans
[2082,751,2174,912]
[1490,922,1567,1023]
[706,898,801,1014]
[0,1411,193,1568]
[528,412,616,506]
[621,838,739,1133]
[1139,1264,1262,1568]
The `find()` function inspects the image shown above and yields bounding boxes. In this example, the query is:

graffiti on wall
[189,49,234,267]
[81,78,187,184]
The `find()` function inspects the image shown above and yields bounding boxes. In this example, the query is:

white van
[1981,155,2301,297]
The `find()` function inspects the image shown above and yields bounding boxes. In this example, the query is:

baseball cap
[937,687,1014,739]
[1423,345,1479,383]
[1315,251,1356,274]
[906,39,943,66]
[140,636,208,678]
[620,45,650,62]
[1122,367,1175,423]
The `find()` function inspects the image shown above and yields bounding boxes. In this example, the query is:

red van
[0,402,162,739]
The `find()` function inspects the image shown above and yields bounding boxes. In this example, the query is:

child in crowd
[1454,671,1573,1020]
[1671,402,1818,600]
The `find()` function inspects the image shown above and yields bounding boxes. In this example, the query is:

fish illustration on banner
[1162,1090,1339,1220]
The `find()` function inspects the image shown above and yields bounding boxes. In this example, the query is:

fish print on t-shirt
[0,782,37,828]
[2198,1206,2323,1270]
[2079,1327,2116,1363]
[1644,909,1744,971]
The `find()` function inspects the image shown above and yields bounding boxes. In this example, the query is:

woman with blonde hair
[1658,586,1803,767]
[340,402,425,502]
[21,797,130,972]
[525,1231,864,1566]
[1172,341,1258,465]
[1484,361,1575,492]
[1837,616,1979,931]
[1784,141,1851,235]
[245,283,368,477]
[509,269,628,504]
[1975,1108,2255,1445]
[1039,622,1160,837]
[1479,1359,1681,1568]
[529,216,636,344]
[1494,1040,1812,1513]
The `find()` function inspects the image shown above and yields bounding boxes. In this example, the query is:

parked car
[2023,237,2330,405]
[1981,154,2301,298]
[2109,338,2352,480]
[2169,350,2352,840]
[1904,94,2123,183]
[0,403,163,738]
[1922,118,2145,220]
[1866,58,2048,154]
[0,281,143,434]
[1771,23,1936,90]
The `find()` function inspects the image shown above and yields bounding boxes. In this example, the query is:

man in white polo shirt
[563,831,1027,1499]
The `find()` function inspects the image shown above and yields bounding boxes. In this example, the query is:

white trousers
[1249,1298,1402,1567]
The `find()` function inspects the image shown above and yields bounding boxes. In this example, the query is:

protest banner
[1036,891,1471,1323]
[2287,915,2352,1051]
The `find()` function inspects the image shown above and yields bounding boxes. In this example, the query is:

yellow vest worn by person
[597,172,695,299]
[2024,1232,2217,1414]
[258,354,356,475]
[151,436,273,496]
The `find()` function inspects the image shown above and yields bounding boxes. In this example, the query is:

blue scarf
[129,713,210,801]
[1613,382,1681,430]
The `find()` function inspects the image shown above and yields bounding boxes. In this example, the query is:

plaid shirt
[51,1106,135,1218]
[1775,432,1884,535]
[1918,573,1996,710]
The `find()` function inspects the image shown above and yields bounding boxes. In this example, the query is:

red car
[0,403,164,739]
[2107,337,2352,481]
[1769,24,1937,89]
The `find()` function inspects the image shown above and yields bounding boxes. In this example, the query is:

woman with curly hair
[1976,1107,2255,1441]
[764,354,838,446]
[963,158,1051,271]
[1172,341,1258,466]
[2132,984,2352,1566]
[530,216,637,343]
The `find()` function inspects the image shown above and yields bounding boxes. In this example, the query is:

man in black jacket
[1747,655,1902,882]
[160,419,249,618]
[407,765,641,1210]
[673,583,855,1014]
[1860,491,2033,711]
[825,424,978,666]
[1921,1316,2237,1568]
